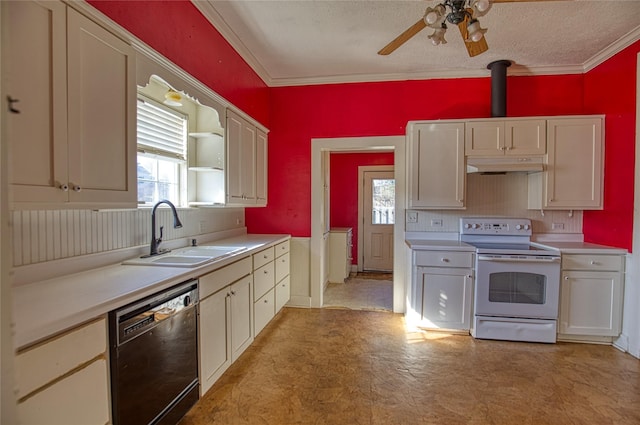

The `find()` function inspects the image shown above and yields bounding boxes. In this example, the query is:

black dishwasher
[109,280,199,425]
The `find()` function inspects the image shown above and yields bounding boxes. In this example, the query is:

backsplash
[10,207,245,267]
[406,173,583,234]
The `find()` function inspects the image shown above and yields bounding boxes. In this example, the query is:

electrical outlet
[407,211,418,223]
[552,223,565,230]
[431,219,443,227]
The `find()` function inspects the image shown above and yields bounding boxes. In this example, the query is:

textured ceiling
[192,0,640,86]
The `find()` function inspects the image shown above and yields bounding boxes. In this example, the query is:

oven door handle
[477,255,561,263]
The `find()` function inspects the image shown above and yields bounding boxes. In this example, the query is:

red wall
[87,1,638,250]
[246,75,585,237]
[329,152,395,263]
[87,0,269,125]
[582,40,640,251]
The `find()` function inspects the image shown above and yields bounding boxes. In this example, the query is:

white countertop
[12,234,289,349]
[533,241,627,255]
[405,239,475,251]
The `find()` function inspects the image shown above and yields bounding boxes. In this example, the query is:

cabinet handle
[590,260,598,265]
[60,183,69,192]
[264,299,269,303]
[230,290,236,295]
[500,146,506,151]
[264,270,269,274]
[440,258,449,263]
[7,96,20,114]
[264,254,268,259]
[564,276,569,280]
[72,185,82,192]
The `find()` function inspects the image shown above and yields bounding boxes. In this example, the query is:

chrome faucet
[149,200,183,257]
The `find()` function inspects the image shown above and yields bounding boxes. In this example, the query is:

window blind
[137,98,187,160]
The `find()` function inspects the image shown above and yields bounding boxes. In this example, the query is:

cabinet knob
[564,276,569,280]
[72,185,82,192]
[590,260,598,265]
[230,290,236,295]
[264,299,268,303]
[264,254,268,259]
[441,258,449,263]
[60,183,69,192]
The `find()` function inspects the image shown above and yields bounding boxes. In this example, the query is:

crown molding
[191,0,273,86]
[584,25,640,73]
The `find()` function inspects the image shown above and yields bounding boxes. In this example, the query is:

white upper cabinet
[6,1,136,209]
[407,122,465,209]
[529,116,604,210]
[226,109,268,207]
[465,119,546,156]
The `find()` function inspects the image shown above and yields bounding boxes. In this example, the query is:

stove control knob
[464,223,471,229]
[524,224,530,230]
[516,224,523,230]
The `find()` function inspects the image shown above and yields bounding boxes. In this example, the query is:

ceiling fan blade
[458,12,488,57]
[378,18,427,55]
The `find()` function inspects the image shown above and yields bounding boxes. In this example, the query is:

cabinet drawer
[200,256,252,299]
[275,240,290,257]
[562,254,623,272]
[275,252,290,283]
[254,261,275,301]
[16,317,106,399]
[275,275,290,313]
[414,250,473,268]
[254,288,275,336]
[17,358,110,425]
[253,247,275,270]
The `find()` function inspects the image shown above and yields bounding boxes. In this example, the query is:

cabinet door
[419,268,472,331]
[6,0,69,204]
[275,275,291,313]
[545,118,603,209]
[560,270,623,336]
[199,289,231,395]
[17,358,110,425]
[230,276,253,361]
[226,109,256,205]
[254,289,275,336]
[505,119,546,156]
[465,121,503,156]
[255,129,268,206]
[409,122,465,208]
[66,8,136,206]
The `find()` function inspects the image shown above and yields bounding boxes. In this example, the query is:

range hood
[466,157,544,173]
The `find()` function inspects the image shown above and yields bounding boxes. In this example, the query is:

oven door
[475,255,561,319]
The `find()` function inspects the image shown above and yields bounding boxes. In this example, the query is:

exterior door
[362,170,394,271]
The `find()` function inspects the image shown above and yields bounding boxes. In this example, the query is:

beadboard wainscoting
[406,173,583,234]
[10,208,245,267]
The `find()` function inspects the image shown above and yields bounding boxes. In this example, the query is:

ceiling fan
[378,0,562,57]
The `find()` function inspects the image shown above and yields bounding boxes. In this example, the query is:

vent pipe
[487,60,511,117]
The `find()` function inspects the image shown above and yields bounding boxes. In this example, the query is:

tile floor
[181,308,640,425]
[322,272,393,312]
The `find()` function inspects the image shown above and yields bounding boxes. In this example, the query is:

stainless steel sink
[122,245,246,267]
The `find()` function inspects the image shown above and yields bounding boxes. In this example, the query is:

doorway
[310,136,406,311]
[360,167,394,272]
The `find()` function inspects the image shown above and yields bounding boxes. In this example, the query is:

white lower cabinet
[252,240,291,336]
[199,257,253,395]
[328,228,352,283]
[15,318,109,425]
[409,250,474,332]
[559,253,624,340]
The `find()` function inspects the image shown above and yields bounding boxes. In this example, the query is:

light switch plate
[407,211,418,223]
[431,219,443,227]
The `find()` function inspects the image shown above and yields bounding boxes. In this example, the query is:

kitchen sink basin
[122,245,247,267]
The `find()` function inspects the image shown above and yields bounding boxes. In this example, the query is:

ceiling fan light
[424,5,446,27]
[471,0,492,16]
[466,19,487,43]
[428,27,447,46]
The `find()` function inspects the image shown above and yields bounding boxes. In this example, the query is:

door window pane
[371,179,395,224]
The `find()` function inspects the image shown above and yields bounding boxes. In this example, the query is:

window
[137,97,187,206]
[371,178,395,224]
